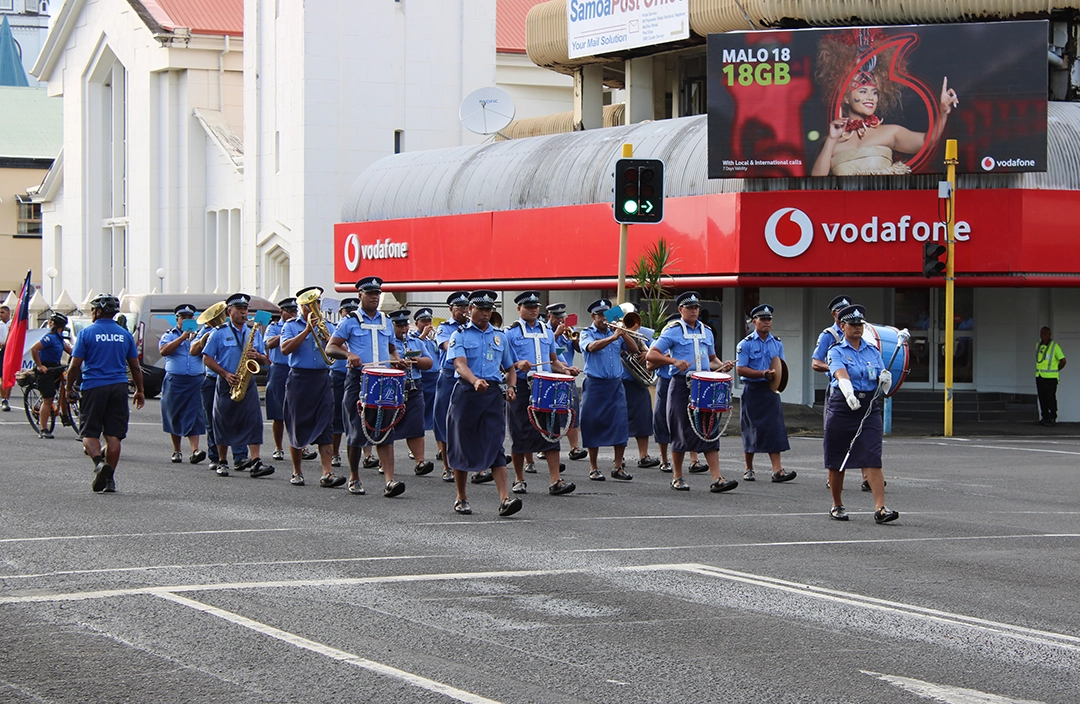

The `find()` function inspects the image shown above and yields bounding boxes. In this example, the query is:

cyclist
[30,313,73,438]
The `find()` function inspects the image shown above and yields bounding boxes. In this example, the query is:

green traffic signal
[623,200,638,214]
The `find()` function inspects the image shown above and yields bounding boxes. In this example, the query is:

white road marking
[861,670,1045,703]
[155,591,504,704]
[0,527,304,544]
[914,441,1080,456]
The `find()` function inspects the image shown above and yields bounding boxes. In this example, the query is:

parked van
[69,294,279,397]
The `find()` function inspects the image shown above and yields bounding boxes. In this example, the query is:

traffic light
[922,241,946,277]
[613,158,664,224]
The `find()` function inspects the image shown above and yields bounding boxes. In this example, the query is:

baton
[837,328,910,473]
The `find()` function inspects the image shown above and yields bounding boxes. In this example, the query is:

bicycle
[17,366,81,437]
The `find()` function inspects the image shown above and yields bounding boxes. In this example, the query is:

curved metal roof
[342,102,1080,223]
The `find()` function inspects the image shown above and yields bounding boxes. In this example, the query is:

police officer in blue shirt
[434,290,471,482]
[30,312,72,438]
[190,303,248,473]
[445,290,521,517]
[67,294,145,493]
[648,312,681,473]
[279,286,346,489]
[265,298,299,462]
[736,304,794,483]
[329,297,359,468]
[825,304,898,524]
[387,308,436,476]
[158,304,207,463]
[646,291,737,492]
[579,298,638,482]
[620,314,661,470]
[546,302,586,461]
[202,293,275,479]
[413,308,441,434]
[505,290,575,496]
[326,276,406,498]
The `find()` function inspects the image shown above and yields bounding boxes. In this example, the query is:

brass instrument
[190,302,227,356]
[611,308,657,387]
[296,288,334,365]
[229,324,261,402]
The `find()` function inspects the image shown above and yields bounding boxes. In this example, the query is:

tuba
[229,324,261,402]
[190,302,227,356]
[296,287,334,365]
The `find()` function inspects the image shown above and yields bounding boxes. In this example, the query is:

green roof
[0,16,30,87]
[0,87,62,159]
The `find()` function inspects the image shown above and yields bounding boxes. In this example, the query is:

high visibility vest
[1036,341,1064,379]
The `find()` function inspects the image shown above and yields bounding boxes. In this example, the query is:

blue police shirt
[736,332,785,383]
[38,331,66,366]
[812,323,843,363]
[416,332,440,378]
[652,320,715,376]
[281,318,335,370]
[159,328,205,376]
[435,319,464,371]
[333,310,394,366]
[448,322,515,382]
[202,320,266,375]
[265,319,288,365]
[196,325,220,378]
[396,330,433,381]
[72,319,137,390]
[827,338,884,393]
[506,319,556,371]
[579,323,626,380]
[553,328,576,368]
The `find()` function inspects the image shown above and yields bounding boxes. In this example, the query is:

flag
[1,270,32,392]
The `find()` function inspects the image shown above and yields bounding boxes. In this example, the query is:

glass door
[894,288,975,389]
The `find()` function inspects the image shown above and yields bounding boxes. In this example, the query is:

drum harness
[518,320,574,442]
[355,311,405,445]
[678,320,732,442]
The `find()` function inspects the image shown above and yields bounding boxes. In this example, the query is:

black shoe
[588,469,605,481]
[568,447,588,461]
[688,461,709,474]
[271,450,285,461]
[331,455,342,468]
[659,462,673,473]
[91,460,114,493]
[636,455,660,468]
[874,507,900,524]
[454,499,472,515]
[610,467,633,481]
[549,480,576,495]
[408,450,415,460]
[103,478,116,493]
[363,455,380,469]
[249,460,276,478]
[709,478,738,493]
[771,470,796,483]
[861,479,886,492]
[170,451,183,463]
[40,430,55,440]
[436,449,443,461]
[348,479,365,495]
[234,457,253,472]
[0,399,9,411]
[302,448,318,460]
[471,468,494,484]
[671,477,689,491]
[523,462,536,474]
[414,460,434,476]
[498,497,523,517]
[442,468,454,482]
[189,450,207,465]
[320,473,346,488]
[504,453,512,465]
[291,473,306,486]
[216,463,230,477]
[511,480,527,494]
[384,480,405,497]
[830,505,849,521]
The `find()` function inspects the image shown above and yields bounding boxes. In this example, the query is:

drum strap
[516,320,548,371]
[358,311,387,364]
[677,320,707,373]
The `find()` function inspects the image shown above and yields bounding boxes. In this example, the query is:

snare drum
[862,323,909,397]
[689,372,733,412]
[530,372,575,412]
[361,367,406,409]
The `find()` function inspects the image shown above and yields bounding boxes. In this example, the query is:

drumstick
[838,329,910,473]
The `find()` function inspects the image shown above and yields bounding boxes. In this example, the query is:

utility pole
[944,139,958,437]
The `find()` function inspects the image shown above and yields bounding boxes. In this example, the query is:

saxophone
[229,324,261,402]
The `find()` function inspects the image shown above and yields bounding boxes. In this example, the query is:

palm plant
[630,238,677,336]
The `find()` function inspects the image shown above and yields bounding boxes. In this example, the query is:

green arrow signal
[641,200,654,214]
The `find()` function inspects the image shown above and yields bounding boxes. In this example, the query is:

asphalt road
[1,397,1078,703]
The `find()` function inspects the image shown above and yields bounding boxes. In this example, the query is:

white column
[574,64,604,130]
[625,56,654,124]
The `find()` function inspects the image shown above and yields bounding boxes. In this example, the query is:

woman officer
[824,304,898,523]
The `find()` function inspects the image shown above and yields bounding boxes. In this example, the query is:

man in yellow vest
[1036,327,1067,426]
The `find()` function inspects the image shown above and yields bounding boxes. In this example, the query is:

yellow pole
[616,143,633,304]
[944,139,958,437]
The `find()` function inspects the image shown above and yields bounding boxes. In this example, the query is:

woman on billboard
[811,28,959,177]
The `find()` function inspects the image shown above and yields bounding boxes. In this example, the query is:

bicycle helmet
[89,293,120,315]
[49,312,68,328]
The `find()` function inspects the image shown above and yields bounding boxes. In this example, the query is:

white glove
[838,378,861,410]
[878,370,893,395]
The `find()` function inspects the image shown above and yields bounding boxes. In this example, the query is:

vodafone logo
[764,207,814,258]
[343,234,409,272]
[981,156,995,171]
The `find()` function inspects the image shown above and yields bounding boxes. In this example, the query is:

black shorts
[36,367,65,399]
[79,383,130,439]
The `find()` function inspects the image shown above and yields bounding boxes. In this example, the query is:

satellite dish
[459,87,516,136]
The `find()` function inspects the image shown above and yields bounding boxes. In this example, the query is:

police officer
[279,286,345,488]
[414,308,441,433]
[648,313,681,473]
[1036,327,1067,426]
[390,308,436,475]
[736,304,794,483]
[66,294,145,493]
[326,276,405,498]
[158,304,207,463]
[646,291,737,493]
[30,312,72,438]
[434,291,471,482]
[546,302,587,461]
[265,298,297,462]
[621,315,661,469]
[505,291,576,496]
[825,304,897,523]
[445,290,521,517]
[579,299,637,482]
[191,303,248,473]
[329,297,359,467]
[201,293,276,479]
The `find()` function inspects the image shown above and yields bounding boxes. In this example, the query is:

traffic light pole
[616,143,632,304]
[944,139,958,437]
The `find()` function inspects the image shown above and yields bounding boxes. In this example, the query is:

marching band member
[326,276,405,498]
[736,305,795,483]
[201,293,276,479]
[192,305,247,472]
[825,304,898,523]
[329,297,359,468]
[445,290,521,516]
[266,299,299,462]
[279,287,346,488]
[158,304,206,463]
[649,313,681,473]
[579,299,637,482]
[29,312,72,439]
[505,291,576,496]
[621,315,661,469]
[414,308,441,433]
[545,303,587,461]
[646,291,737,492]
[434,291,471,482]
[390,308,435,475]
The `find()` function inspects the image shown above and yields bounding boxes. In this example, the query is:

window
[394,129,404,154]
[17,201,42,236]
[0,1,15,11]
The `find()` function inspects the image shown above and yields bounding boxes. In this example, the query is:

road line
[154,591,504,704]
[0,527,304,544]
[912,441,1080,456]
[861,670,1045,703]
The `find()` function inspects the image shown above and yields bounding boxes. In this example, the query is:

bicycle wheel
[23,386,55,434]
[66,388,82,437]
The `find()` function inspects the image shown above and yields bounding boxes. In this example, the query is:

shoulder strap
[823,326,841,343]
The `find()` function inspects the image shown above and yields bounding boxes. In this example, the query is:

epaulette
[662,320,679,331]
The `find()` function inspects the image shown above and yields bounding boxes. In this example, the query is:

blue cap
[828,295,852,312]
[389,309,412,324]
[413,307,433,321]
[514,290,542,307]
[676,291,702,307]
[340,297,360,312]
[837,304,866,324]
[750,304,774,319]
[226,293,251,307]
[355,276,383,293]
[447,290,470,306]
[278,297,298,310]
[469,290,497,308]
[174,304,197,317]
[587,299,611,315]
[546,302,567,316]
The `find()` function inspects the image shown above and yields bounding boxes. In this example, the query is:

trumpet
[296,287,334,366]
[190,301,227,356]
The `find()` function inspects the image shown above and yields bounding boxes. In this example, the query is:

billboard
[707,21,1048,178]
[567,0,689,60]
